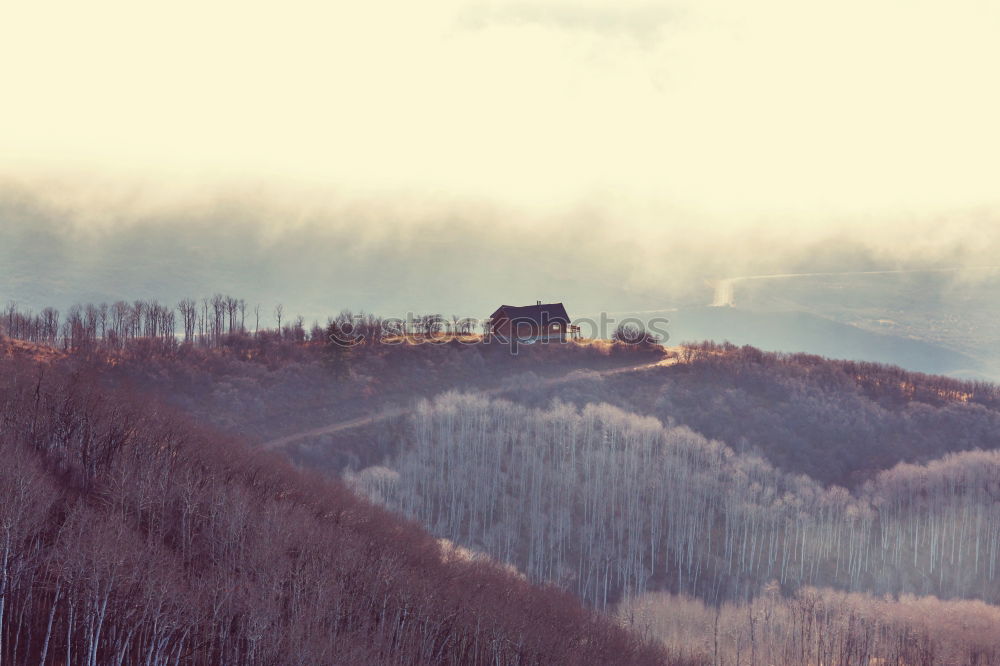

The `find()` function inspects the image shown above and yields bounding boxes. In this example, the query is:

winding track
[259,354,679,451]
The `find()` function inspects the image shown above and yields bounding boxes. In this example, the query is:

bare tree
[273,303,284,332]
[178,299,198,344]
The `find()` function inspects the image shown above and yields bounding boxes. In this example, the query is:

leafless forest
[619,588,1000,665]
[4,298,1000,664]
[356,393,1000,607]
[0,354,671,665]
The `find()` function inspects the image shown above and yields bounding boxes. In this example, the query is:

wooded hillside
[357,393,1000,609]
[0,356,670,665]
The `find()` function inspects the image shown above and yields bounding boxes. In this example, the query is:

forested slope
[524,342,1000,486]
[12,298,998,488]
[72,331,660,470]
[6,316,1000,663]
[0,356,670,665]
[100,334,1000,488]
[357,393,1000,609]
[620,588,1000,665]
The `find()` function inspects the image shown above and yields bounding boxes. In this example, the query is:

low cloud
[3,176,1000,326]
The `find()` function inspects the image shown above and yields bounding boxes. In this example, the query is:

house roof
[490,303,570,325]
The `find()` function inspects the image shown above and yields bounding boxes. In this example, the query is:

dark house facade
[488,302,571,343]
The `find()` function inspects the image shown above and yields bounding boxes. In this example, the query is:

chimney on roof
[537,300,541,305]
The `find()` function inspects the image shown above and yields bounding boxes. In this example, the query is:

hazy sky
[3,0,1000,222]
[3,1,1000,374]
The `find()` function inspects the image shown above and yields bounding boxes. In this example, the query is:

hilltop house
[488,302,573,343]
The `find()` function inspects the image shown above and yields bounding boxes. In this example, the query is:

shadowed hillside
[509,342,1000,487]
[0,354,672,665]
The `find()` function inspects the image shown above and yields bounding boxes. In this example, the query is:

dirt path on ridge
[259,353,679,451]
